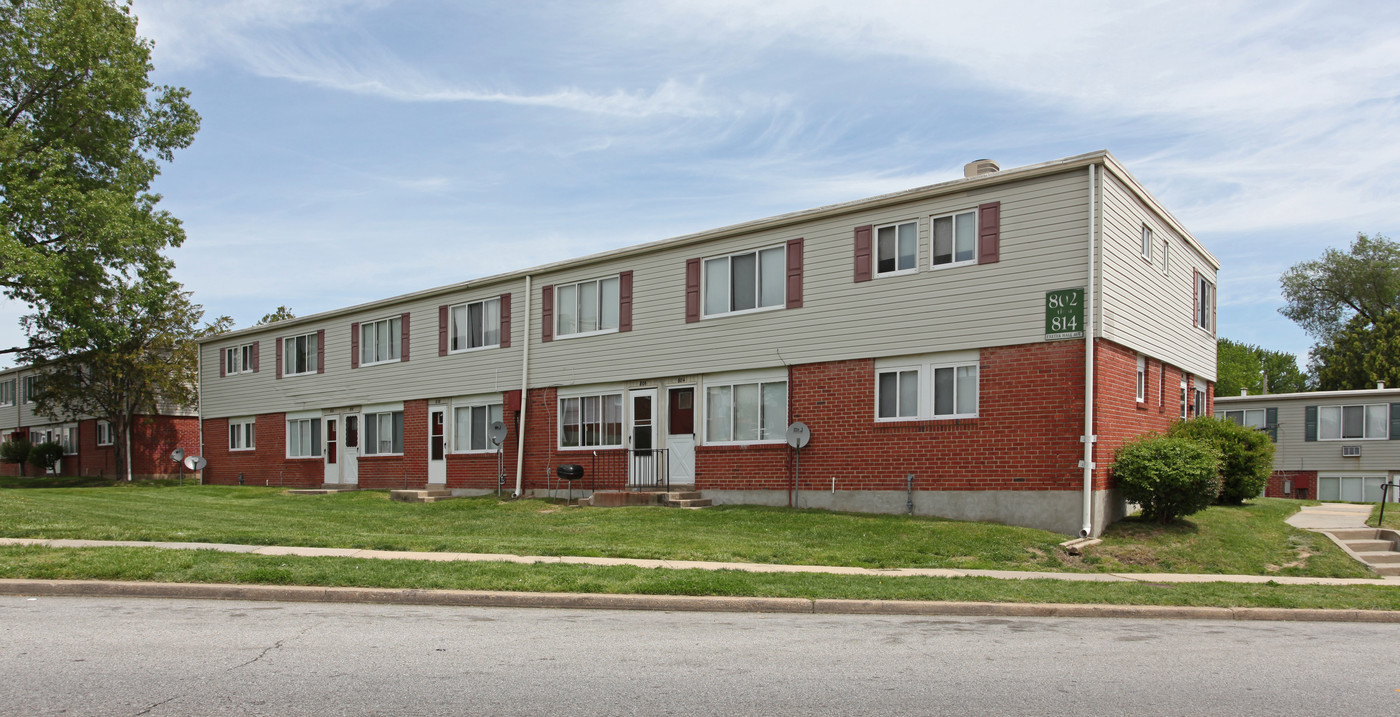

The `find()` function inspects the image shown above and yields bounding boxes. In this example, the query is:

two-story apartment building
[1217,387,1400,503]
[196,151,1219,536]
[0,365,200,479]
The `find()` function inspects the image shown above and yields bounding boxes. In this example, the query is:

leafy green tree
[1113,435,1221,523]
[257,306,296,325]
[20,269,230,480]
[26,440,62,473]
[1311,311,1400,391]
[1215,338,1310,397]
[1168,416,1274,505]
[1279,233,1400,343]
[0,0,199,356]
[0,436,31,476]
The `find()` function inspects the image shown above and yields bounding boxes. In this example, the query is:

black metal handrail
[628,448,670,492]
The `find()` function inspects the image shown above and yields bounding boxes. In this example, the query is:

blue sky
[6,0,1400,367]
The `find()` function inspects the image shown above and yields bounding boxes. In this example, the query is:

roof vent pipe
[1379,382,1386,390]
[964,159,1000,178]
[1240,389,1248,396]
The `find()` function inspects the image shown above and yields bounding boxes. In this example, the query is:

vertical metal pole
[794,446,801,509]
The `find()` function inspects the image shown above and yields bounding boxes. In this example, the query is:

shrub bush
[1168,416,1275,505]
[1113,435,1221,523]
[0,436,31,476]
[27,441,64,474]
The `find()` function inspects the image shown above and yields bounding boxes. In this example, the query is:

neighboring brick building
[196,151,1219,535]
[0,365,200,480]
[1216,387,1400,503]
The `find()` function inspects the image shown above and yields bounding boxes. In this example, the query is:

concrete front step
[1353,551,1400,565]
[1342,539,1395,553]
[1330,528,1387,541]
[666,498,713,508]
[585,490,712,508]
[389,489,456,504]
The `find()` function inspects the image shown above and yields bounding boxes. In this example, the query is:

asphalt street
[2,595,1397,716]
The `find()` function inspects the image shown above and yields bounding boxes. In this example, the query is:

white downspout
[196,344,204,484]
[514,275,531,497]
[1081,164,1098,537]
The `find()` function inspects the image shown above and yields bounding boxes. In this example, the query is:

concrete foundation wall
[702,488,1126,537]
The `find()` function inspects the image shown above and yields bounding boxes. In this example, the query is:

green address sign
[1045,287,1085,340]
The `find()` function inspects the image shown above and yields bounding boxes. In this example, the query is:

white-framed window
[283,333,319,376]
[96,420,114,447]
[22,375,38,403]
[1319,404,1390,441]
[875,354,979,421]
[450,298,501,351]
[1140,224,1153,262]
[1136,355,1147,403]
[286,417,321,458]
[360,316,402,366]
[0,379,13,407]
[1180,380,1188,419]
[60,425,77,455]
[363,410,404,455]
[224,343,255,375]
[875,220,918,276]
[705,377,787,444]
[559,392,623,449]
[703,245,786,317]
[1161,238,1170,275]
[1224,409,1267,430]
[1197,275,1213,332]
[1193,383,1207,418]
[555,277,619,338]
[454,403,505,452]
[931,210,976,267]
[228,417,255,451]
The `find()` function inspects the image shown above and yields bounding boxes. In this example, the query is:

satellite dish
[183,455,207,471]
[170,448,186,463]
[488,421,508,447]
[786,422,811,449]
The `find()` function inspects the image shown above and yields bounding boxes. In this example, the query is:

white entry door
[666,386,696,484]
[323,416,339,484]
[428,406,447,485]
[628,389,659,486]
[341,414,360,485]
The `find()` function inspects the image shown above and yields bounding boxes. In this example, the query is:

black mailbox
[556,464,584,481]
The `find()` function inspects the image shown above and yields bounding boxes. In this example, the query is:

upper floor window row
[543,277,628,342]
[685,239,803,323]
[222,342,257,376]
[854,202,1000,282]
[0,379,13,407]
[280,331,322,378]
[22,375,39,404]
[440,293,511,354]
[1194,270,1215,334]
[1310,403,1392,441]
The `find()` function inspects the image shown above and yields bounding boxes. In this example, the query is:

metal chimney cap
[964,159,1001,178]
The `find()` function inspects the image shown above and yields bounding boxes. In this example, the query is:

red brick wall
[519,387,630,492]
[1267,470,1316,499]
[1,415,196,479]
[357,400,429,490]
[202,413,322,487]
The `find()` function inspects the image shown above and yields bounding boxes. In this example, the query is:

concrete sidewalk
[3,536,1398,587]
[1285,503,1375,531]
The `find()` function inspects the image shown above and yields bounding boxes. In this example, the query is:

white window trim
[873,352,980,422]
[285,416,321,459]
[451,401,505,454]
[1197,275,1214,333]
[1135,355,1147,403]
[1140,224,1153,262]
[362,409,405,456]
[1223,409,1267,430]
[228,417,255,452]
[96,420,114,447]
[701,368,790,445]
[0,379,14,407]
[929,209,978,270]
[874,365,922,421]
[700,244,788,319]
[22,375,38,404]
[224,343,255,375]
[1179,380,1188,419]
[1161,238,1170,276]
[61,424,78,455]
[449,297,503,353]
[1318,403,1390,441]
[873,219,920,278]
[557,391,625,451]
[282,333,319,377]
[553,276,621,340]
[359,316,402,367]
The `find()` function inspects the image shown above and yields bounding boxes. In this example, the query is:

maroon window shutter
[1192,269,1200,327]
[316,330,325,374]
[350,322,360,369]
[685,259,701,323]
[785,238,804,309]
[853,225,873,282]
[400,312,410,361]
[274,339,283,379]
[618,271,634,332]
[541,285,554,342]
[977,201,1001,264]
[219,348,226,378]
[438,305,449,356]
[499,293,512,347]
[251,341,260,373]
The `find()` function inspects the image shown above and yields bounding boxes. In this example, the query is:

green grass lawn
[0,485,1377,578]
[1371,502,1400,530]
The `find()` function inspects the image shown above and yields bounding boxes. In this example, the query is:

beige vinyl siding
[1217,392,1400,472]
[528,170,1092,386]
[1098,171,1217,380]
[201,289,524,419]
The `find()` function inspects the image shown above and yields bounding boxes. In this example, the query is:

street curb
[4,579,1400,622]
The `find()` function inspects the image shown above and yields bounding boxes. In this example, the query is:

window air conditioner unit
[1342,445,1361,457]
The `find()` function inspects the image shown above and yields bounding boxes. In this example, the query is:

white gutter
[1081,164,1098,538]
[514,275,531,497]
